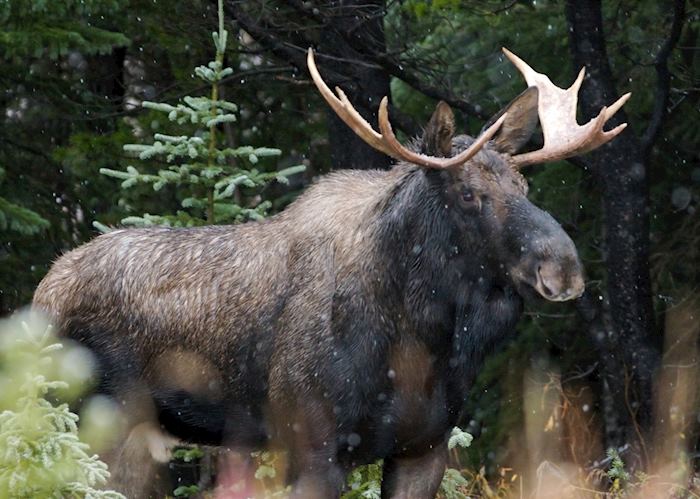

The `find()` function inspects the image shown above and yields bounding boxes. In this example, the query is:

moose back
[33,48,628,498]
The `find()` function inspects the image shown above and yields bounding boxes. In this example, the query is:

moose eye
[459,187,482,212]
[461,188,475,203]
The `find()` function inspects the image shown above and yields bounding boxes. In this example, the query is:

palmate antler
[307,48,507,169]
[503,48,631,168]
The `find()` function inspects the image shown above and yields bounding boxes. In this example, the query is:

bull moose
[33,48,629,498]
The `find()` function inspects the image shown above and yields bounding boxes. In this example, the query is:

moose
[33,48,629,498]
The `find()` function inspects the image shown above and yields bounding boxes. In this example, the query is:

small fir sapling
[99,0,304,229]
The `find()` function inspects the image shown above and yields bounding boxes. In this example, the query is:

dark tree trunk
[566,0,661,464]
[319,0,391,170]
[85,46,127,133]
[224,0,391,171]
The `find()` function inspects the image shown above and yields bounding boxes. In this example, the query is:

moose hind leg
[381,444,447,499]
[106,421,178,498]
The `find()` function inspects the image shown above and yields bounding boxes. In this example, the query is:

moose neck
[369,165,522,403]
[372,165,506,346]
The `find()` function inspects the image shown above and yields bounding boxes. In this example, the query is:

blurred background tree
[0,0,129,311]
[1,0,698,495]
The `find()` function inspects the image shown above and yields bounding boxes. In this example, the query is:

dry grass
[445,292,700,499]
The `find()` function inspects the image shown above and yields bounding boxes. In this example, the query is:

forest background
[1,0,699,496]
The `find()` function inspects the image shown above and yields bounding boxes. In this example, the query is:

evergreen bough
[100,0,303,228]
[0,316,124,499]
[0,167,49,236]
[0,1,129,61]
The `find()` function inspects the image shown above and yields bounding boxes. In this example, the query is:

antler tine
[307,49,395,157]
[307,48,506,170]
[502,47,548,89]
[502,47,631,168]
[606,92,631,120]
[570,67,586,95]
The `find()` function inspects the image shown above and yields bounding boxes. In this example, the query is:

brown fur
[33,93,585,498]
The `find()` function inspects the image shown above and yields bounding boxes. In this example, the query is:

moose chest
[330,283,522,466]
[329,337,466,472]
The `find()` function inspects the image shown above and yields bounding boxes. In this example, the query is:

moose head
[307,48,630,302]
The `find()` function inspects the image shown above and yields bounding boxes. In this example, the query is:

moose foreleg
[381,443,447,499]
[279,397,346,499]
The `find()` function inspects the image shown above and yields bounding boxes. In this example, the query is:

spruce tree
[0,1,129,60]
[100,0,303,228]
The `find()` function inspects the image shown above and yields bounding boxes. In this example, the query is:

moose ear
[422,101,456,157]
[482,86,539,155]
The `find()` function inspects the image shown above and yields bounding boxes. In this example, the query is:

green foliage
[0,1,129,61]
[251,451,277,481]
[0,166,49,235]
[172,446,204,464]
[173,484,200,497]
[439,469,469,499]
[448,426,474,450]
[100,0,304,227]
[248,450,290,497]
[0,314,123,498]
[344,461,382,499]
[341,428,473,499]
[606,448,630,493]
[0,0,134,312]
[0,197,49,235]
[398,0,466,19]
[169,446,205,497]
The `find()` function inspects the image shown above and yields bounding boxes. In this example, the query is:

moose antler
[307,48,507,169]
[503,48,631,168]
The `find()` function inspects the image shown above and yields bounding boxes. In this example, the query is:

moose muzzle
[505,199,585,303]
[533,258,585,302]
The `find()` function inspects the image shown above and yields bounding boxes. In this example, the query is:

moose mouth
[511,263,585,303]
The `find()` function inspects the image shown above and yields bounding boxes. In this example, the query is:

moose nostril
[536,265,555,297]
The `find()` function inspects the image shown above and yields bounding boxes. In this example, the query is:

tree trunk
[86,46,127,132]
[318,0,391,170]
[566,0,660,465]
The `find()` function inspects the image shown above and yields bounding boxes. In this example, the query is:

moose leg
[287,432,345,498]
[290,463,345,499]
[281,398,345,499]
[381,444,447,499]
[101,380,179,497]
[106,420,178,498]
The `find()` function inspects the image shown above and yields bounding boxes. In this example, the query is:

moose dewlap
[33,48,628,498]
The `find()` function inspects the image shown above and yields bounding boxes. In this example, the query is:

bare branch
[224,1,308,70]
[641,0,686,157]
[235,1,490,121]
[367,51,491,121]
